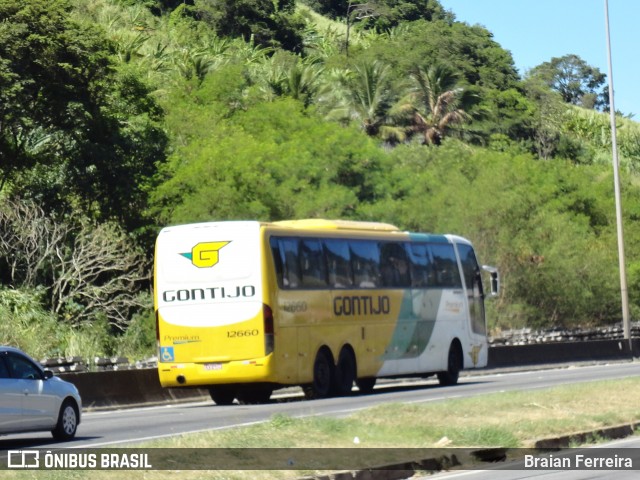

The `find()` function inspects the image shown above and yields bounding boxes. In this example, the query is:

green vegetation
[5,377,640,479]
[1,0,640,360]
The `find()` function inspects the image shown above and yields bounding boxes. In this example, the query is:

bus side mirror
[481,265,499,297]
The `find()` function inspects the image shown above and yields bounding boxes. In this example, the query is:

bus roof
[272,219,400,232]
[159,220,468,245]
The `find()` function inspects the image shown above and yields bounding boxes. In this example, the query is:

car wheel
[52,400,79,441]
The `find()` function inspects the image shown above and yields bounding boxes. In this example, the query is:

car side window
[0,356,9,378]
[7,353,42,380]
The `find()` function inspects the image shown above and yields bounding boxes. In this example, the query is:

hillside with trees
[2,0,640,361]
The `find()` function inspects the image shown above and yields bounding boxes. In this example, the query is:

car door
[0,354,22,433]
[6,352,57,430]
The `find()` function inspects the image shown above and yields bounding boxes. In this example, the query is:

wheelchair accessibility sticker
[160,347,174,362]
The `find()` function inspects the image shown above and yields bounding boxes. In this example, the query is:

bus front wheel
[303,349,335,399]
[437,342,462,386]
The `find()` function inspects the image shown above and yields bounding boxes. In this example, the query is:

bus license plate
[204,363,222,371]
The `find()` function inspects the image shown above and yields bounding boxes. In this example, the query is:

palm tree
[401,62,469,145]
[285,62,325,107]
[327,59,405,142]
[254,56,325,107]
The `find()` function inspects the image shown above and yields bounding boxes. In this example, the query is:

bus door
[455,242,487,367]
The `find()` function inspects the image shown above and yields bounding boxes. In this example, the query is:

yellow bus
[154,219,499,404]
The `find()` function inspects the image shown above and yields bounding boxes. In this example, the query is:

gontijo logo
[180,241,229,268]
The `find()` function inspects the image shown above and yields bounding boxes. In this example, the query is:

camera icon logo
[7,450,40,469]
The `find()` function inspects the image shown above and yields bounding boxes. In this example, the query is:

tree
[345,2,381,57]
[361,0,453,31]
[0,0,108,190]
[0,198,147,329]
[359,20,520,92]
[365,141,623,328]
[463,87,536,147]
[400,63,469,145]
[255,53,326,107]
[326,60,404,142]
[0,0,167,233]
[193,0,305,52]
[149,97,386,224]
[521,75,571,160]
[50,219,147,329]
[527,54,608,111]
[302,0,451,25]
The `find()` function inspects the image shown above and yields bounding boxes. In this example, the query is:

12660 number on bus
[227,329,260,338]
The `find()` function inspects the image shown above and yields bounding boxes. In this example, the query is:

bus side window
[408,243,434,287]
[300,238,328,288]
[458,244,483,296]
[379,242,411,288]
[276,237,301,289]
[349,240,381,288]
[430,244,462,288]
[457,243,487,335]
[323,239,353,288]
[270,237,284,285]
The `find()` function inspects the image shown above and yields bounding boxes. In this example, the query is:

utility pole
[604,0,632,349]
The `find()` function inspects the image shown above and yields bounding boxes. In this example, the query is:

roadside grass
[5,376,640,480]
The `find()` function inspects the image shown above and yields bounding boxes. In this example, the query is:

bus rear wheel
[236,387,273,405]
[209,387,236,405]
[303,349,335,399]
[437,342,462,386]
[356,377,376,394]
[334,348,356,396]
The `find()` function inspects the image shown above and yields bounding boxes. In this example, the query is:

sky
[438,0,639,117]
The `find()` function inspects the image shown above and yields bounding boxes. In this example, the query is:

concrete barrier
[487,338,640,368]
[58,340,640,411]
[59,369,209,410]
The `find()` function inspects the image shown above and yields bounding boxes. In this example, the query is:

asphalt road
[2,361,640,452]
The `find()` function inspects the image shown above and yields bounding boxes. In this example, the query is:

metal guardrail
[40,356,87,373]
[40,356,158,373]
[489,323,640,345]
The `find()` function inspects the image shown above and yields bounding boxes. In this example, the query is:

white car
[0,346,81,440]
